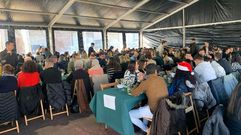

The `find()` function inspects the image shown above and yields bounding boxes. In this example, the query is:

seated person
[225,83,241,135]
[88,59,104,76]
[107,57,123,83]
[168,62,196,96]
[193,54,217,83]
[122,61,139,87]
[210,54,226,78]
[40,58,62,84]
[0,64,18,93]
[129,64,168,133]
[18,60,40,88]
[40,58,62,105]
[214,52,233,74]
[67,60,93,102]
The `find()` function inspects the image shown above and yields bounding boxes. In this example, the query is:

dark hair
[5,41,14,46]
[108,57,122,71]
[138,60,146,70]
[193,54,204,61]
[22,61,38,73]
[214,52,222,60]
[146,64,156,75]
[227,82,241,118]
[173,69,196,85]
[3,64,15,74]
[127,61,136,74]
[145,51,152,59]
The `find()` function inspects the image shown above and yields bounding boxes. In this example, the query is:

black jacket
[0,50,18,68]
[18,84,42,115]
[218,58,233,74]
[46,83,71,111]
[0,92,18,122]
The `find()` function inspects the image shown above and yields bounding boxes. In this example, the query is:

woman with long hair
[107,57,122,82]
[168,61,196,96]
[226,83,241,135]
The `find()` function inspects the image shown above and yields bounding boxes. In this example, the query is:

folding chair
[184,92,199,135]
[100,82,117,91]
[0,91,20,134]
[49,104,69,120]
[194,103,210,128]
[46,83,70,120]
[24,99,45,126]
[0,121,19,134]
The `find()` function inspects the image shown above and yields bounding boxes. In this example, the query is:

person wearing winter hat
[168,61,196,96]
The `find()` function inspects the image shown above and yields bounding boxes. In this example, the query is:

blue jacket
[202,105,230,135]
[223,74,238,97]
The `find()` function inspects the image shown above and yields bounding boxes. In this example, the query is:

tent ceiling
[0,0,195,30]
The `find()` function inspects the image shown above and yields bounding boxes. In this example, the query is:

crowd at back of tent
[0,37,241,134]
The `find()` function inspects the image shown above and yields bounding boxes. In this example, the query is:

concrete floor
[4,113,119,135]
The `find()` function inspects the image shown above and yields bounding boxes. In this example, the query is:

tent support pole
[140,31,143,48]
[48,27,54,54]
[103,29,107,50]
[182,9,186,48]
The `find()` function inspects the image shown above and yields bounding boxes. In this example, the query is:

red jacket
[18,72,40,88]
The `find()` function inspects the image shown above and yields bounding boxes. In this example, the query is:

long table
[89,88,145,135]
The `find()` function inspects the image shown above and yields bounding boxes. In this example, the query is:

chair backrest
[91,74,108,93]
[46,83,66,110]
[0,91,18,122]
[100,82,117,91]
[184,92,194,113]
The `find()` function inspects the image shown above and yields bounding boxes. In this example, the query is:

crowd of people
[1,38,241,135]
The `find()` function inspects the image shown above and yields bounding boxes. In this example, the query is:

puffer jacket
[150,93,187,135]
[202,105,230,135]
[192,82,216,111]
[208,77,228,105]
[46,83,67,111]
[223,74,238,97]
[0,92,18,122]
[18,84,42,115]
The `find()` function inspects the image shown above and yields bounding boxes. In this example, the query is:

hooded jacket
[150,93,187,135]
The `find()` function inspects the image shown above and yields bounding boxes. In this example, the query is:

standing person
[190,38,198,57]
[88,43,95,56]
[156,40,167,56]
[129,64,168,133]
[0,41,18,68]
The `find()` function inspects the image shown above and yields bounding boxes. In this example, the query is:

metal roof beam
[105,0,150,29]
[0,8,152,24]
[168,0,188,4]
[141,0,199,31]
[76,0,165,15]
[48,0,76,27]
